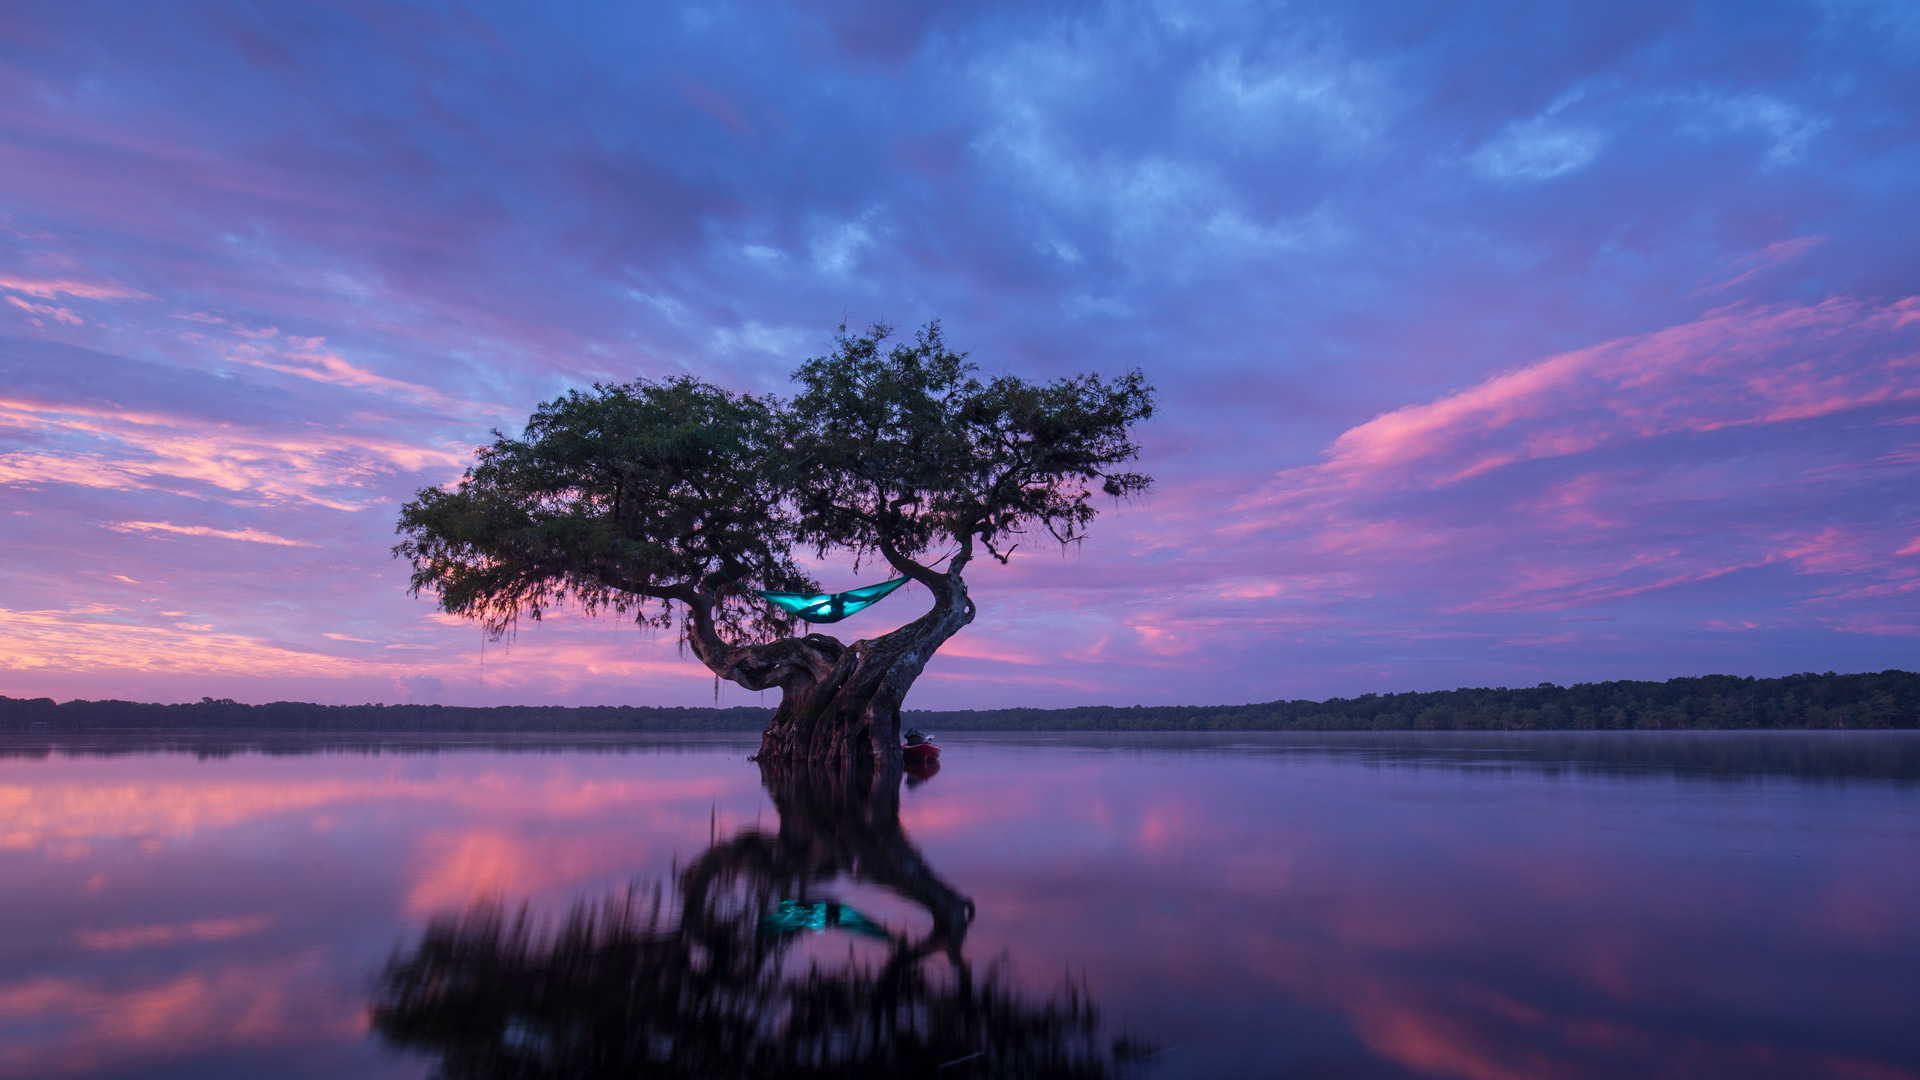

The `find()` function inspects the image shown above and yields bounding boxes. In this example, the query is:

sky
[1,0,1917,710]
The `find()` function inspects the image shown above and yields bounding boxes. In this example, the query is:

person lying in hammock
[758,577,909,624]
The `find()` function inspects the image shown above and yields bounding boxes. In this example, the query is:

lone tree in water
[395,323,1154,768]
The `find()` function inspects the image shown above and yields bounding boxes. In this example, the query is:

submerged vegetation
[3,670,1914,733]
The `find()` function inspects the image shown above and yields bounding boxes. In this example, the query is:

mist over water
[1,732,1915,1078]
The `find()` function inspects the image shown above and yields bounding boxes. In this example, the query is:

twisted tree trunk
[682,542,975,769]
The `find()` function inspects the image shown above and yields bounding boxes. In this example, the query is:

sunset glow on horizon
[2,2,1917,708]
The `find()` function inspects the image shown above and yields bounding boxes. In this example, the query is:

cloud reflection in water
[0,733,1914,1078]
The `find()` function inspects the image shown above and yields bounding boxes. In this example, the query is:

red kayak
[903,741,940,766]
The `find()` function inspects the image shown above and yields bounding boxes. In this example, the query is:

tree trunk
[684,559,974,770]
[756,586,973,767]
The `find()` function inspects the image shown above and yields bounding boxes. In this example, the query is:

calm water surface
[1,731,1916,1078]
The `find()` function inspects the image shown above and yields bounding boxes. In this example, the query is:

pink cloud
[0,395,471,509]
[0,600,729,704]
[1257,297,1920,500]
[225,337,446,401]
[111,521,314,547]
[0,274,153,301]
[5,295,83,325]
[1777,527,1884,575]
[1693,235,1828,295]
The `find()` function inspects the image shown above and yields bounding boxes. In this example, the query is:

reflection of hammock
[756,577,908,624]
[758,899,891,939]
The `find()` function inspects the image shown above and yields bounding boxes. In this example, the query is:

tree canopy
[787,323,1154,574]
[396,376,808,643]
[395,322,1155,647]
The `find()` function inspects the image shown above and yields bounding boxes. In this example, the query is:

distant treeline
[0,698,774,733]
[915,670,1920,732]
[2,670,1915,733]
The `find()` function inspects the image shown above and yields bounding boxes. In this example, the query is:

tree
[395,323,1154,767]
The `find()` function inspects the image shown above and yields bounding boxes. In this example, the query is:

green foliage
[393,322,1157,647]
[788,323,1155,565]
[395,377,811,641]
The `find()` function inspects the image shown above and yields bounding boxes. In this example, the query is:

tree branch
[877,527,949,596]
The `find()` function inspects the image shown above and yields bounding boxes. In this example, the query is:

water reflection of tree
[371,761,1151,1078]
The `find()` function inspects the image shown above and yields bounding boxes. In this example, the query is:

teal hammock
[756,577,908,624]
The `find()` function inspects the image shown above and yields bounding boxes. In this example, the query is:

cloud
[1224,297,1920,624]
[1472,118,1605,181]
[709,319,812,359]
[0,603,394,678]
[4,295,83,326]
[1264,297,1920,494]
[809,215,878,275]
[1695,236,1828,294]
[1198,48,1386,143]
[0,388,470,510]
[0,275,153,301]
[222,336,446,400]
[1701,92,1829,166]
[394,673,444,700]
[111,521,314,547]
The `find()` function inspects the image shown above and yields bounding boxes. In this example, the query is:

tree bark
[680,543,975,769]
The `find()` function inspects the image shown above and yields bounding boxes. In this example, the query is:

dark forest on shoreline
[2,670,1915,733]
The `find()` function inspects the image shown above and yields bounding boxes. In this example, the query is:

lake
[1,731,1916,1078]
